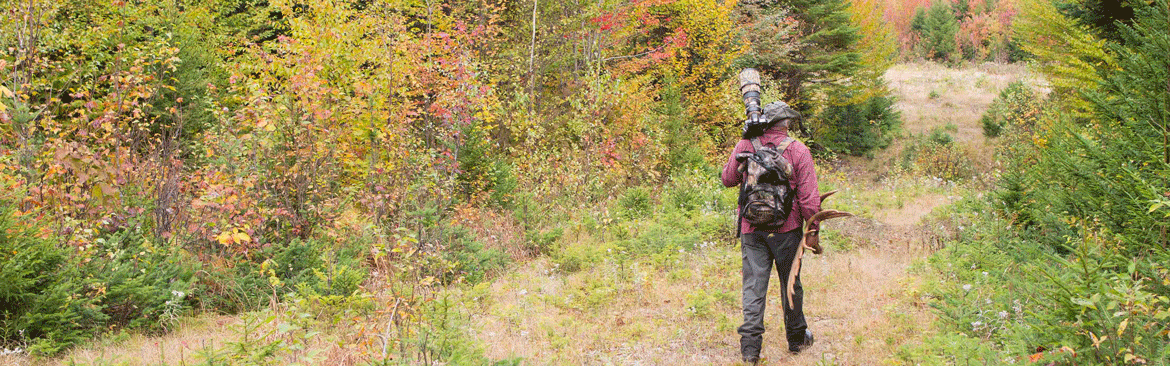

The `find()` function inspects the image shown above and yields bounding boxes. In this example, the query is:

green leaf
[1072,297,1097,310]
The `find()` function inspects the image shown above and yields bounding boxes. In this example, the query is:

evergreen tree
[917,1,959,62]
[910,6,927,36]
[1056,0,1135,42]
[953,0,970,21]
[1081,0,1170,251]
[737,0,861,139]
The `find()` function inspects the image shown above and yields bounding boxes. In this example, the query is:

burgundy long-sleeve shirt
[721,127,821,235]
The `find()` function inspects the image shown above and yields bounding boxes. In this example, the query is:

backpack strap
[774,137,795,178]
[775,137,794,151]
[751,136,793,151]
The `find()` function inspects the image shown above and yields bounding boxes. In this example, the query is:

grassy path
[465,187,952,365]
[465,62,1042,365]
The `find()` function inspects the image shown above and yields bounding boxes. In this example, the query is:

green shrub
[981,81,1042,138]
[525,227,564,255]
[552,241,614,273]
[456,121,494,199]
[662,168,723,215]
[921,197,1170,364]
[0,206,200,355]
[622,217,699,256]
[290,253,366,299]
[816,91,902,157]
[898,133,972,181]
[928,127,953,145]
[616,186,653,220]
[402,295,521,365]
[440,226,509,284]
[488,161,519,209]
[658,76,709,174]
[691,212,731,242]
[509,192,544,231]
[85,223,197,331]
[456,122,518,210]
[0,204,102,355]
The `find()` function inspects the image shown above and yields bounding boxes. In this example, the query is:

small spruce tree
[736,0,861,139]
[917,1,959,62]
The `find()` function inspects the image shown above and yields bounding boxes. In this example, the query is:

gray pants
[738,230,808,358]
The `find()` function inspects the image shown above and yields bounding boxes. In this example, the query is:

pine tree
[953,0,970,21]
[1056,0,1135,42]
[918,0,958,62]
[737,0,861,138]
[812,0,900,155]
[910,6,927,36]
[1084,0,1170,251]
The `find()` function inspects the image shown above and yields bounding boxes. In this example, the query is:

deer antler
[787,190,853,309]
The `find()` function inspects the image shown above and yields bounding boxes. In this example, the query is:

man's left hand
[804,231,823,254]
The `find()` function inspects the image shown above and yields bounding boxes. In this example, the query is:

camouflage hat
[763,101,801,125]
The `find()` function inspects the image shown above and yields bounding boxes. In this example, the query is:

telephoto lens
[738,68,770,138]
[738,68,762,121]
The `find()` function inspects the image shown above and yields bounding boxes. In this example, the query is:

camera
[738,68,801,139]
[738,68,769,138]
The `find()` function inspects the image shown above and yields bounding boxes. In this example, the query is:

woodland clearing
[5,62,1044,366]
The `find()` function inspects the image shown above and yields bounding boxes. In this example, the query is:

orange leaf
[1029,352,1043,362]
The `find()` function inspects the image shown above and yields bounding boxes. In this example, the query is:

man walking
[721,101,821,364]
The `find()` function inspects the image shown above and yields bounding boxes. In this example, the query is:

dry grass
[843,62,1047,183]
[1,316,242,366]
[470,248,939,365]
[11,312,368,366]
[53,316,241,366]
[465,211,946,365]
[885,61,1045,141]
[463,157,963,365]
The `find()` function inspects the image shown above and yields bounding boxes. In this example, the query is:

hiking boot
[789,330,815,353]
[743,356,760,365]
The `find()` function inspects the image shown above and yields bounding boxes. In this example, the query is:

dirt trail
[752,199,949,365]
[470,63,1041,365]
[468,192,950,365]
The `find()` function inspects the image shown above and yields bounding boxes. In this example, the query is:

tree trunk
[528,0,539,114]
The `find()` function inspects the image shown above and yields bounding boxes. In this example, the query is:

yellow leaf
[1118,318,1128,336]
[232,232,251,244]
[216,232,233,246]
[0,85,11,98]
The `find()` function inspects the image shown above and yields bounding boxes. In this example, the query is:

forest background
[1,0,1167,364]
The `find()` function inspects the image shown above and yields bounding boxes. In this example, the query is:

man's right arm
[721,140,749,187]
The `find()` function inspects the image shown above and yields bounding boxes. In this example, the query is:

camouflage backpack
[736,137,795,230]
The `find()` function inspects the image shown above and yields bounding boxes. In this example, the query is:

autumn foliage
[0,0,1031,357]
[0,0,748,356]
[876,0,1021,62]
